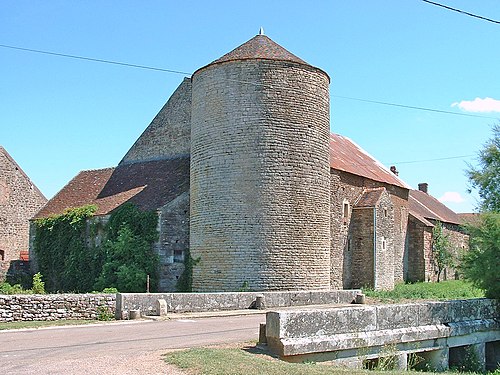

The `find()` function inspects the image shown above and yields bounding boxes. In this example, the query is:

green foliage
[96,305,114,321]
[363,280,484,302]
[31,272,45,294]
[34,205,98,292]
[462,212,500,299]
[0,282,28,295]
[34,203,159,293]
[467,124,500,212]
[176,248,200,292]
[94,203,159,293]
[432,221,455,282]
[450,345,483,373]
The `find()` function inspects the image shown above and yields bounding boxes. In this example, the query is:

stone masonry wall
[119,78,192,165]
[190,59,331,291]
[157,191,189,292]
[374,192,395,290]
[330,170,409,288]
[407,215,429,282]
[0,294,115,322]
[0,148,47,280]
[350,208,374,288]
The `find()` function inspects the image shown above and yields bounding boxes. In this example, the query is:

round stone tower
[190,33,331,291]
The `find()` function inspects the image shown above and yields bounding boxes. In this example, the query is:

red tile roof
[34,157,189,219]
[409,189,463,226]
[329,134,410,190]
[355,187,386,208]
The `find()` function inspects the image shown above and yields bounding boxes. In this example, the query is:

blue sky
[1,1,499,213]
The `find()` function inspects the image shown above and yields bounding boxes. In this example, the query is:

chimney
[418,183,428,194]
[390,165,399,176]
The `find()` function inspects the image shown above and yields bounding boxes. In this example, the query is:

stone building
[407,183,468,282]
[31,33,467,291]
[0,146,47,280]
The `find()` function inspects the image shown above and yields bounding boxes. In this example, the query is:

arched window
[0,249,5,261]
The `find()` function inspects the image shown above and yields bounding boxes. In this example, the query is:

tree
[432,221,454,282]
[94,204,159,293]
[467,124,500,212]
[462,126,500,299]
[461,213,500,299]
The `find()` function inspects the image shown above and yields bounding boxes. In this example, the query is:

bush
[31,272,45,294]
[462,213,500,299]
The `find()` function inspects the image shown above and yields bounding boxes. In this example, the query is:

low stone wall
[116,290,360,319]
[0,294,116,322]
[265,299,500,370]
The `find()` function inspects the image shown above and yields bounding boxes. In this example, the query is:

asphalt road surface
[1,314,265,374]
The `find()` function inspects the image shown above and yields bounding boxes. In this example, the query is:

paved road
[1,314,266,374]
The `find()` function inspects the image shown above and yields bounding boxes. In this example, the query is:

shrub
[462,213,500,299]
[31,272,45,294]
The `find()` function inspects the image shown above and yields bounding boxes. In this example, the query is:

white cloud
[438,191,465,204]
[451,97,500,113]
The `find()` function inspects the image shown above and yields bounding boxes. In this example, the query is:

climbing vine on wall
[34,203,159,293]
[34,205,98,292]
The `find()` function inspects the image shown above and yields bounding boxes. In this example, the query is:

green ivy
[33,203,159,293]
[34,205,98,292]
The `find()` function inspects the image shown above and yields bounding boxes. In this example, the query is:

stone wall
[0,294,115,322]
[157,191,189,292]
[266,298,500,369]
[407,215,432,282]
[407,218,469,283]
[330,170,409,289]
[190,59,331,291]
[0,147,47,280]
[119,78,192,165]
[116,289,360,318]
[374,192,395,290]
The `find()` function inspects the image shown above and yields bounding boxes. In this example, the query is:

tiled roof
[34,157,189,219]
[355,187,386,208]
[329,134,410,190]
[458,212,481,226]
[212,34,308,65]
[409,189,463,225]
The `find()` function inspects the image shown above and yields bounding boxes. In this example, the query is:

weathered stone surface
[265,299,500,361]
[190,58,331,292]
[116,290,360,316]
[0,147,47,280]
[0,294,115,322]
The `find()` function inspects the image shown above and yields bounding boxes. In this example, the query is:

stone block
[376,304,420,330]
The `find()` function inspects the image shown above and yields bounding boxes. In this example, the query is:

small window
[342,200,350,219]
[384,208,388,218]
[0,249,4,261]
[381,237,386,251]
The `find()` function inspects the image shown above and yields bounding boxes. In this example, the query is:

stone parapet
[115,290,360,319]
[265,298,500,368]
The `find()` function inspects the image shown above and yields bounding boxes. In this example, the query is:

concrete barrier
[115,290,360,319]
[265,299,500,371]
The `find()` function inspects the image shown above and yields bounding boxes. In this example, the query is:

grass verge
[363,280,484,303]
[0,319,101,331]
[163,345,446,375]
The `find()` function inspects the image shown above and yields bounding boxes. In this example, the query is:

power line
[421,0,500,25]
[2,42,499,121]
[0,43,191,75]
[387,154,474,165]
[333,95,499,120]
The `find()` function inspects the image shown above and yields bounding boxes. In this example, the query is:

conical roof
[212,34,308,65]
